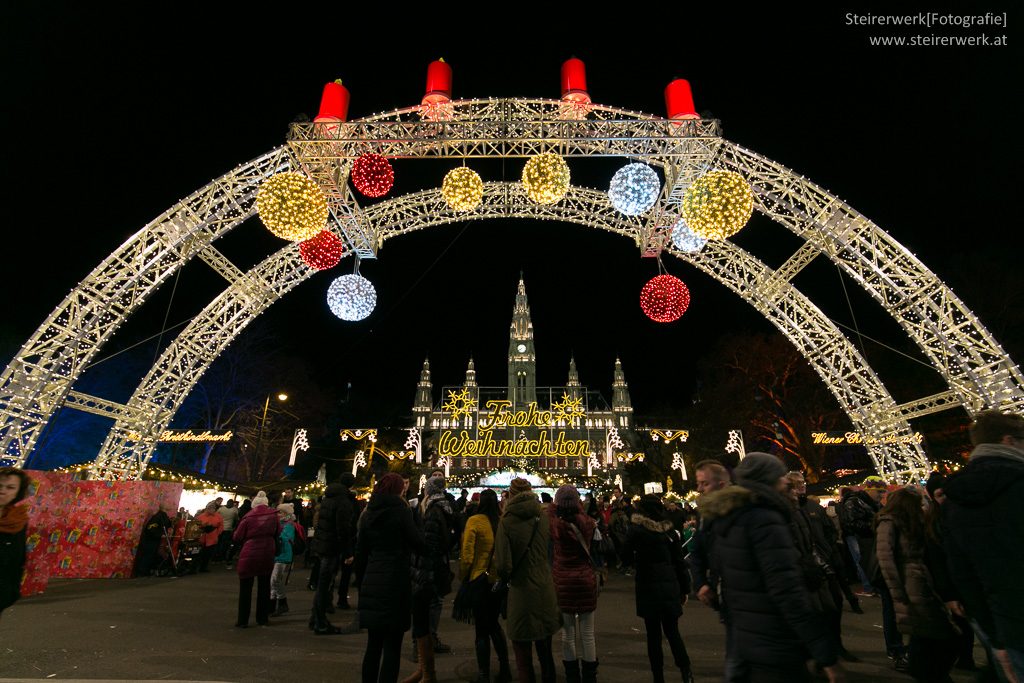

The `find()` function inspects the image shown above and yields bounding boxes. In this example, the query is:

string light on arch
[640,274,690,323]
[256,172,328,241]
[441,167,484,211]
[351,153,395,198]
[608,162,661,216]
[670,218,707,253]
[299,230,344,270]
[681,170,754,240]
[327,273,376,321]
[521,153,570,204]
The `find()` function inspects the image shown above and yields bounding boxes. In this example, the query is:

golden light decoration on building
[442,167,484,211]
[256,172,329,241]
[681,170,754,240]
[521,153,570,204]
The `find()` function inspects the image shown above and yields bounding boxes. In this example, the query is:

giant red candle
[665,79,699,120]
[423,59,452,105]
[315,80,350,123]
[561,57,591,104]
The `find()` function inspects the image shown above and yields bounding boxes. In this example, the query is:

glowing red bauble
[351,153,394,198]
[640,274,691,323]
[299,230,344,270]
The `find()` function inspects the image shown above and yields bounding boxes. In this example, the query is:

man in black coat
[309,474,356,634]
[942,410,1024,680]
[698,453,842,682]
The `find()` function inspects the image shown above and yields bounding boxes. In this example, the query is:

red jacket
[232,506,280,579]
[548,505,598,613]
[195,511,223,548]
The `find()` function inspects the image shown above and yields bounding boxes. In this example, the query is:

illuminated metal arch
[1,98,1019,480]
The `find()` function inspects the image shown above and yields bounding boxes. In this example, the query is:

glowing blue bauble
[327,274,376,321]
[670,218,708,253]
[608,163,660,216]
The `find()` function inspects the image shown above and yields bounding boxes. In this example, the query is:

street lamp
[254,392,288,473]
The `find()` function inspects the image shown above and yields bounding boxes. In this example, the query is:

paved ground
[0,562,985,682]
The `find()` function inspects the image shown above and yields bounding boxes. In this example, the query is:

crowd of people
[1,408,1022,682]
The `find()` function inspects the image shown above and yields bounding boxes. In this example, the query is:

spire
[612,357,634,428]
[464,355,477,388]
[508,276,536,406]
[412,356,433,427]
[567,354,582,401]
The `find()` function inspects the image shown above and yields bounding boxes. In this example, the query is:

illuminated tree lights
[640,274,691,323]
[256,172,328,241]
[681,170,754,240]
[351,153,395,198]
[670,218,708,253]
[442,167,484,211]
[521,153,570,204]
[608,163,660,216]
[299,230,344,270]
[327,274,376,321]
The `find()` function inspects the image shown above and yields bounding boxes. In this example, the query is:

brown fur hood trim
[696,485,756,522]
[629,513,674,533]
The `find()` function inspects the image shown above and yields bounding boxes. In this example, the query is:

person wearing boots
[270,503,305,617]
[309,475,356,635]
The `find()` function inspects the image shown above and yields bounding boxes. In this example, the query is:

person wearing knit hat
[231,487,282,627]
[554,484,580,510]
[252,491,270,507]
[269,502,305,617]
[861,475,888,490]
[508,477,533,499]
[733,452,788,489]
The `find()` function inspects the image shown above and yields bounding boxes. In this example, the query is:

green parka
[495,492,562,641]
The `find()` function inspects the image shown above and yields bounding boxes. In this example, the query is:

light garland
[442,167,484,211]
[327,274,376,321]
[521,153,570,204]
[681,170,754,240]
[670,218,708,253]
[351,153,394,198]
[640,274,690,323]
[256,172,329,241]
[145,467,225,491]
[299,230,344,270]
[608,162,660,216]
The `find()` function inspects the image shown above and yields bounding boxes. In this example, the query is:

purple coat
[549,506,598,613]
[232,505,280,579]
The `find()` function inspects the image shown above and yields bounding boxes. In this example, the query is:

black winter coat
[699,486,837,668]
[312,483,356,559]
[0,526,26,612]
[411,496,455,596]
[354,494,425,631]
[942,446,1024,650]
[623,514,689,619]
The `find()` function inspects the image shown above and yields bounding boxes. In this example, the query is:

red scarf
[0,504,29,534]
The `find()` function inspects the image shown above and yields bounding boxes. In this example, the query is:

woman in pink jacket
[232,491,280,627]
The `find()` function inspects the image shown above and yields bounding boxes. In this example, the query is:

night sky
[2,6,1020,445]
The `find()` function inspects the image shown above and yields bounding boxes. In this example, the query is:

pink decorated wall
[20,472,182,595]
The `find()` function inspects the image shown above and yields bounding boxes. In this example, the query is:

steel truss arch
[94,184,927,480]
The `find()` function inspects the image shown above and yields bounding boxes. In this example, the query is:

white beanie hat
[253,490,269,507]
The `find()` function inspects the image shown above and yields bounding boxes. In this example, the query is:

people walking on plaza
[136,503,173,577]
[941,410,1024,681]
[309,474,357,635]
[460,488,512,682]
[231,491,280,627]
[875,486,960,682]
[270,502,305,617]
[194,501,223,573]
[0,467,31,618]
[623,495,693,683]
[354,473,425,683]
[217,499,239,565]
[837,480,882,597]
[334,474,359,611]
[406,475,456,682]
[495,477,561,683]
[548,485,599,683]
[698,453,842,682]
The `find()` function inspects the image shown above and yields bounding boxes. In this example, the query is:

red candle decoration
[423,58,453,105]
[315,80,350,123]
[640,274,691,322]
[664,79,699,120]
[299,230,344,270]
[561,58,591,104]
[351,153,394,198]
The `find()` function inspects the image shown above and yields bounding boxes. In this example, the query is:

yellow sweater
[460,513,497,583]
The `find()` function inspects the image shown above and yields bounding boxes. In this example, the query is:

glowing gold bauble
[442,167,484,211]
[256,172,329,241]
[681,170,754,240]
[521,153,570,204]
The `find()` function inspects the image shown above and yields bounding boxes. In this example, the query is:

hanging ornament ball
[608,163,661,215]
[670,218,708,253]
[256,172,328,241]
[681,170,754,240]
[299,230,344,270]
[521,153,570,204]
[327,274,377,321]
[640,274,691,323]
[351,153,395,198]
[442,167,484,211]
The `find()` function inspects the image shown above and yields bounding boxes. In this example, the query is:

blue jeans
[844,536,874,592]
[876,583,904,655]
[970,619,1018,683]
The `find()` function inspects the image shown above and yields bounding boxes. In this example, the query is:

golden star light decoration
[551,393,585,425]
[443,388,477,421]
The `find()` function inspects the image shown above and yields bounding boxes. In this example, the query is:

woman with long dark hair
[461,488,512,682]
[876,487,960,683]
[0,467,31,618]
